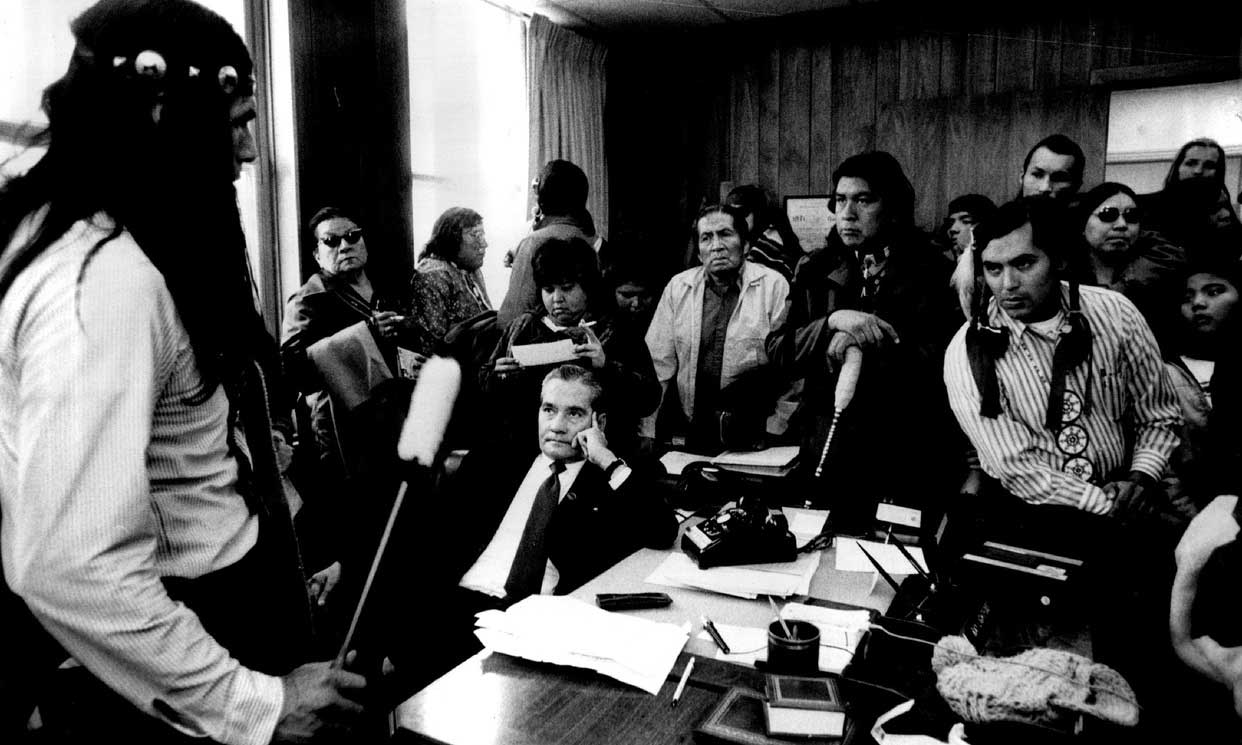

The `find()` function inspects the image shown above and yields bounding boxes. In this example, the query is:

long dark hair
[421,206,482,262]
[1164,138,1227,192]
[0,0,259,400]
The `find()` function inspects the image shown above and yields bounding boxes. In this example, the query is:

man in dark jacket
[766,152,961,525]
[373,365,676,691]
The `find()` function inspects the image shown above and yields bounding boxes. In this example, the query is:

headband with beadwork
[77,44,253,96]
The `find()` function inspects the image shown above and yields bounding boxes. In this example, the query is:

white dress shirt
[459,454,632,598]
[0,215,281,745]
[459,456,585,598]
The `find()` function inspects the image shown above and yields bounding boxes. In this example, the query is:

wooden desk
[395,519,897,745]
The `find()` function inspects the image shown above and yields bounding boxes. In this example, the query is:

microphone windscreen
[833,345,863,410]
[396,356,462,466]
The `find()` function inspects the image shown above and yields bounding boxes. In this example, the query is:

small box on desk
[763,675,847,738]
[695,687,850,745]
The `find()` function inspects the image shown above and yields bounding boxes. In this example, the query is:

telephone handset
[681,494,797,569]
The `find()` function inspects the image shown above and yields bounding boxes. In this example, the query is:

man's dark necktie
[504,461,566,602]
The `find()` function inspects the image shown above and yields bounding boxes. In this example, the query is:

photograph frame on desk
[696,686,846,745]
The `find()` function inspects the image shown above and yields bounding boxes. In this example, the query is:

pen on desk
[768,595,795,639]
[701,615,731,654]
[892,536,932,587]
[671,657,695,708]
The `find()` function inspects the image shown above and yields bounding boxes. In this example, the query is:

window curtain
[526,14,609,239]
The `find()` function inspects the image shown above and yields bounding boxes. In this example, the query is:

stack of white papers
[645,551,822,599]
[696,602,871,673]
[473,595,689,694]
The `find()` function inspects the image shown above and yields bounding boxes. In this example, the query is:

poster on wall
[784,195,834,253]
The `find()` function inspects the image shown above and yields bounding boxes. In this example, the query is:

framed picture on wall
[784,195,834,253]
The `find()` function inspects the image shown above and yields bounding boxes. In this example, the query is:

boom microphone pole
[333,356,462,667]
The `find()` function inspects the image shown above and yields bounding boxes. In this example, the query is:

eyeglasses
[466,227,486,240]
[1094,207,1140,224]
[319,228,364,249]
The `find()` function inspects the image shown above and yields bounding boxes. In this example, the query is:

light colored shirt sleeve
[943,330,1106,510]
[1117,306,1181,481]
[641,281,679,438]
[1,247,282,745]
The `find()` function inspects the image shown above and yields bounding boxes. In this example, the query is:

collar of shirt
[536,453,587,495]
[704,270,743,297]
[541,315,595,333]
[991,282,1072,342]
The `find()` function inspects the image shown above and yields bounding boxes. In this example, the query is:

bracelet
[603,458,626,479]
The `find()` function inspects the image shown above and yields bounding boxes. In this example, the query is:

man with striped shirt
[944,198,1192,738]
[945,198,1181,520]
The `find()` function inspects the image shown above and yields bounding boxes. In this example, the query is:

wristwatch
[603,458,627,479]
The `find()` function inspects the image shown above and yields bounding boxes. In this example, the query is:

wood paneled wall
[607,4,1240,273]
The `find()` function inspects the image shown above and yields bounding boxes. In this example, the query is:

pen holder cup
[767,621,820,674]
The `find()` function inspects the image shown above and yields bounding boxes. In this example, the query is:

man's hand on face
[575,413,615,468]
[827,309,900,349]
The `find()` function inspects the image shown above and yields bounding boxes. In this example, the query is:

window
[407,0,529,305]
[0,0,287,331]
[1105,80,1242,198]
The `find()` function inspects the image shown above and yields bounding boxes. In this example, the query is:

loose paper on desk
[473,595,689,695]
[659,451,711,477]
[645,551,821,599]
[835,537,929,575]
[697,603,870,673]
[511,339,578,367]
[710,446,800,468]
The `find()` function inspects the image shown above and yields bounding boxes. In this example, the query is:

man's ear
[593,410,607,431]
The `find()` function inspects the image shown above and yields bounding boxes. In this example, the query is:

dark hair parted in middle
[829,151,916,228]
[1164,138,1227,191]
[532,236,601,292]
[421,206,483,261]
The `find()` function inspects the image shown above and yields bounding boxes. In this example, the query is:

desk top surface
[395,522,899,745]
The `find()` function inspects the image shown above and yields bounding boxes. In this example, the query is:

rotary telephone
[681,494,797,569]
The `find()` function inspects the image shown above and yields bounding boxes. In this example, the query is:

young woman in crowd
[482,236,659,454]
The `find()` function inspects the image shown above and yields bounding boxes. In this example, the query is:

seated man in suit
[377,364,677,690]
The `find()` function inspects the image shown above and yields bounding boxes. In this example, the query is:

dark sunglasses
[319,228,364,249]
[1094,207,1140,223]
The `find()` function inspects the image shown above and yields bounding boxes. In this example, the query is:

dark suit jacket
[427,446,677,596]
